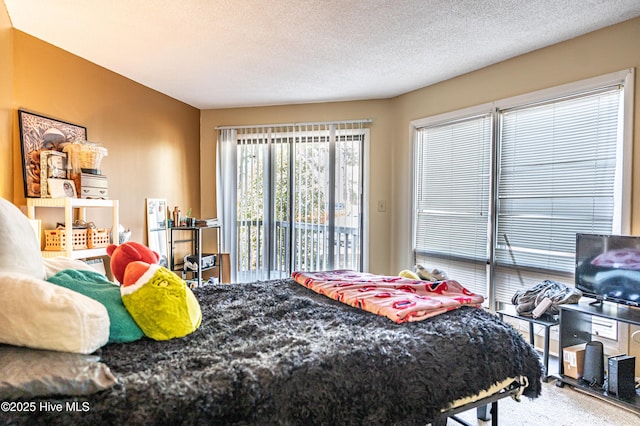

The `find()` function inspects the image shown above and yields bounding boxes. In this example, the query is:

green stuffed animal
[120,261,202,340]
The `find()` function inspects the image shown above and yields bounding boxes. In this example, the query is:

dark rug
[2,279,542,425]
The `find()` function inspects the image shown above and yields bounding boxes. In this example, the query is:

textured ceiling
[5,0,640,109]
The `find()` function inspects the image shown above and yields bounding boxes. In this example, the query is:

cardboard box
[563,343,586,379]
[221,253,230,283]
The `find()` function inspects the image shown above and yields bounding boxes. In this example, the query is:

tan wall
[10,31,200,243]
[200,100,394,275]
[390,17,640,273]
[201,17,640,277]
[0,0,12,200]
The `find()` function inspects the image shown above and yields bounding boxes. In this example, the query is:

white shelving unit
[26,198,119,259]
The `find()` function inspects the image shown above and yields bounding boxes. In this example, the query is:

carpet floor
[450,379,640,425]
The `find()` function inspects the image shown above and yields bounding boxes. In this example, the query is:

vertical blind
[413,73,628,307]
[217,120,368,283]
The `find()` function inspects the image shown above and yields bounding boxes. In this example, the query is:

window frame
[221,123,371,283]
[493,69,634,236]
[410,68,635,309]
[411,108,494,298]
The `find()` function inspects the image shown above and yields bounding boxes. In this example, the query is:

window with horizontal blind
[413,113,492,298]
[494,87,624,302]
[411,69,634,308]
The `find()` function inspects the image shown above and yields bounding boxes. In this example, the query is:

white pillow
[0,198,45,279]
[0,271,109,354]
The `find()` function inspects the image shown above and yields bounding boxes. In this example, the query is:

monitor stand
[588,298,604,307]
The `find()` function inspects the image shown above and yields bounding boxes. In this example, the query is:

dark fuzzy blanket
[3,279,542,425]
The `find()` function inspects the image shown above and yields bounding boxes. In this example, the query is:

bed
[1,275,543,426]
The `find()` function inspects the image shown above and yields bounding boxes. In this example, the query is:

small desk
[497,307,559,382]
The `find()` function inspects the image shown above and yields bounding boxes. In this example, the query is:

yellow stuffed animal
[399,269,421,280]
[120,261,202,341]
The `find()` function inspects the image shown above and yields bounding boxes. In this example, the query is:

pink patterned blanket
[291,270,485,323]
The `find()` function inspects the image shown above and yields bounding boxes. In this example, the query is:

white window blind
[412,69,632,308]
[494,87,623,303]
[414,114,492,297]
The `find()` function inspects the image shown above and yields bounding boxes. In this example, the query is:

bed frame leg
[476,401,498,425]
[477,404,490,421]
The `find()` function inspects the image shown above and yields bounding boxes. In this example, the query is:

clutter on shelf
[44,220,111,251]
[62,141,109,199]
[511,279,582,317]
[118,224,131,244]
[63,141,108,175]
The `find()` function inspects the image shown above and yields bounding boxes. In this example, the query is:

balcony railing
[236,219,360,281]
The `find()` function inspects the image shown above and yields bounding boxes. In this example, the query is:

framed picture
[47,178,78,198]
[40,150,68,179]
[40,150,69,197]
[18,110,87,197]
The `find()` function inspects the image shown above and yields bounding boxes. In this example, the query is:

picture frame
[18,110,87,197]
[47,178,78,198]
[40,150,69,197]
[41,150,68,179]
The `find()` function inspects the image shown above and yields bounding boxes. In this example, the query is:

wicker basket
[44,228,88,251]
[88,228,111,249]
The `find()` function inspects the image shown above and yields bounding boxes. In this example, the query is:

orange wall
[0,0,12,200]
[10,31,200,243]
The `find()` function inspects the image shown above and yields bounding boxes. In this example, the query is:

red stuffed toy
[106,242,160,284]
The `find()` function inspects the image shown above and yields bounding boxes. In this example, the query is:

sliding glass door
[222,123,366,283]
